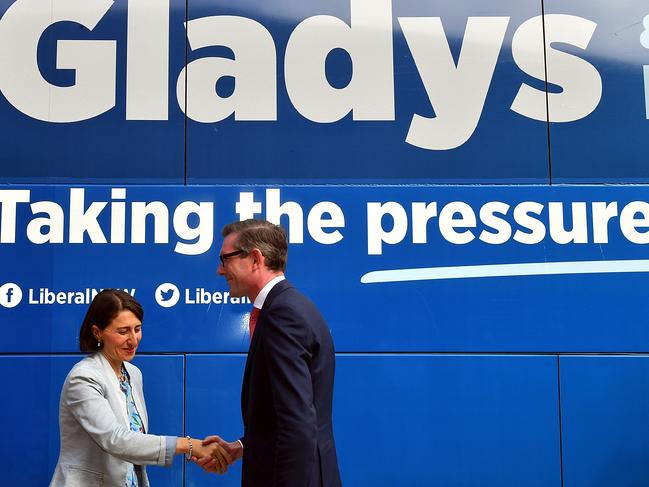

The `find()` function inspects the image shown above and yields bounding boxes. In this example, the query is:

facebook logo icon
[0,283,23,308]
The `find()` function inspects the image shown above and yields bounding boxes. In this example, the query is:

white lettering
[0,0,116,122]
[548,202,588,244]
[620,201,649,244]
[266,189,304,244]
[307,202,345,244]
[27,201,65,244]
[69,188,108,243]
[0,189,30,243]
[512,15,601,122]
[367,201,408,255]
[479,201,511,244]
[411,202,437,244]
[592,202,618,244]
[131,201,170,244]
[173,202,214,255]
[179,16,276,122]
[438,201,476,244]
[285,0,394,122]
[126,0,169,120]
[513,201,546,244]
[399,16,509,149]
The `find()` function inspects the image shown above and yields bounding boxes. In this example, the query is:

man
[201,219,342,487]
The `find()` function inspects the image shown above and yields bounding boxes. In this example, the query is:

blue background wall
[2,0,649,485]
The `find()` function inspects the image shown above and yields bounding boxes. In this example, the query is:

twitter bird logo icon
[155,283,180,308]
[160,288,175,301]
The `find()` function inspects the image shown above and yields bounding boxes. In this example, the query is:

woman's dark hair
[78,289,144,352]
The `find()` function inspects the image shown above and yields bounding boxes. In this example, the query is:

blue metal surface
[185,354,561,486]
[185,355,245,487]
[133,355,185,487]
[0,355,77,487]
[560,356,649,486]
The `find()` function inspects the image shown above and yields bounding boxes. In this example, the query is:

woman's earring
[97,339,102,349]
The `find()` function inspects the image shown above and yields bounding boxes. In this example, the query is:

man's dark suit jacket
[240,279,342,487]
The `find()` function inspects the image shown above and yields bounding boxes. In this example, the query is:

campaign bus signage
[0,0,648,182]
[1,184,649,353]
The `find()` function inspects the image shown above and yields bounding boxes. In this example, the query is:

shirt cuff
[164,436,177,466]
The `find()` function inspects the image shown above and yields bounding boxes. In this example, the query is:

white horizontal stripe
[360,260,649,284]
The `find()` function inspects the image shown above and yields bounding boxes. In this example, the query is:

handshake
[188,435,243,474]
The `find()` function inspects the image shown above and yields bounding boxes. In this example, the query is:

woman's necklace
[116,364,126,382]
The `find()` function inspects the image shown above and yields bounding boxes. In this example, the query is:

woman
[50,289,229,486]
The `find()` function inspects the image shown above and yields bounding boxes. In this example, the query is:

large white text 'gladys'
[0,0,605,150]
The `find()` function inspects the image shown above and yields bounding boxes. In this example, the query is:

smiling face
[217,232,255,299]
[93,310,142,373]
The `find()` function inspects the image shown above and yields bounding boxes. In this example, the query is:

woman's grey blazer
[50,352,175,487]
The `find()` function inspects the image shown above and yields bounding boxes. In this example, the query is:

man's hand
[204,435,243,461]
[192,439,232,474]
[194,435,243,473]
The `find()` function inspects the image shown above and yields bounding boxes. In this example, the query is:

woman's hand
[193,435,242,473]
[192,440,232,474]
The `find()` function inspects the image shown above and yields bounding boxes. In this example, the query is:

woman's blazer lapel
[96,352,130,427]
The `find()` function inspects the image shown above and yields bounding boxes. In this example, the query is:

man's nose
[217,264,225,275]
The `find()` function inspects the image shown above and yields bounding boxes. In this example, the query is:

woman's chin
[121,350,137,361]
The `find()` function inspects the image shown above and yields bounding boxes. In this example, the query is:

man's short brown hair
[222,219,288,272]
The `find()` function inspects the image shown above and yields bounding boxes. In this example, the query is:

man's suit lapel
[241,279,292,419]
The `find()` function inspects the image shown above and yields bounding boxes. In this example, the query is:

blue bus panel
[560,356,649,487]
[546,0,649,182]
[185,354,561,487]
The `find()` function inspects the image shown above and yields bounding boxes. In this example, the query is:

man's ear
[250,248,264,267]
